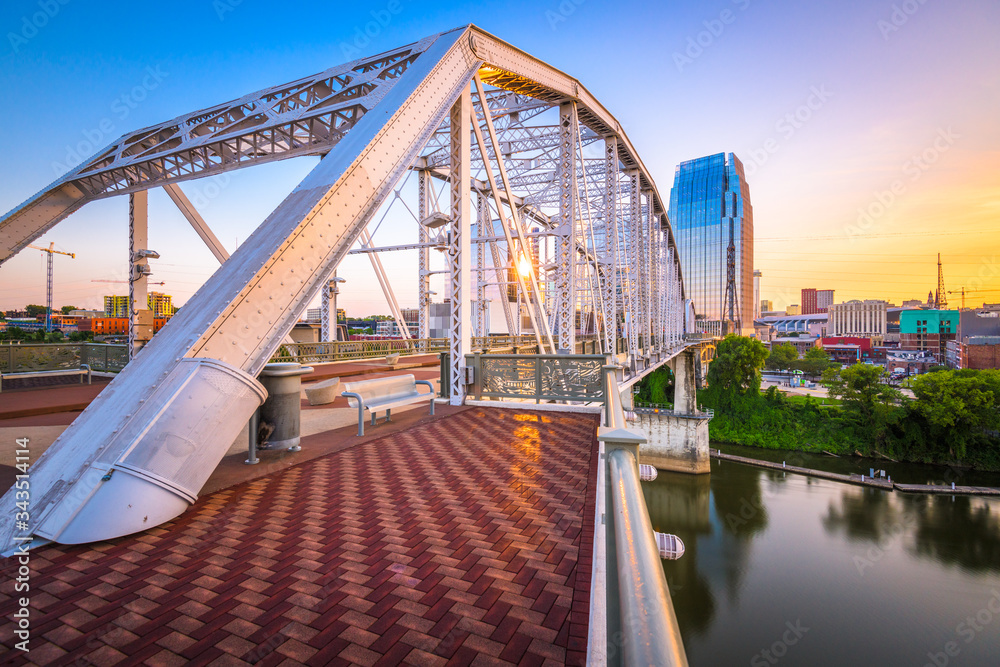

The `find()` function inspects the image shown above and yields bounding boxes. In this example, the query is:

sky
[0,0,998,317]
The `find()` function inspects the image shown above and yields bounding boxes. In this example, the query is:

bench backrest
[342,374,417,408]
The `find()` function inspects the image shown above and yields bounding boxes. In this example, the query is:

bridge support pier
[635,349,710,474]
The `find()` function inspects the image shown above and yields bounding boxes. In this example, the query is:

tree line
[695,335,1000,470]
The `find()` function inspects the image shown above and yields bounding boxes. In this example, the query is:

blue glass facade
[668,152,754,331]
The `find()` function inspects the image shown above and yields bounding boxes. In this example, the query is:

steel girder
[554,102,579,353]
[417,169,430,341]
[0,24,689,551]
[448,89,472,402]
[0,37,447,265]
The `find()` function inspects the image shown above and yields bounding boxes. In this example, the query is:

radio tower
[723,219,741,333]
[934,253,947,309]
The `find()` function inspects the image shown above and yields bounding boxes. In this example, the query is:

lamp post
[322,275,347,341]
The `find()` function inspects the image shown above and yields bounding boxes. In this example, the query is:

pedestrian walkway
[0,407,599,666]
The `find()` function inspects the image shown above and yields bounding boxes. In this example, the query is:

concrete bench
[304,377,340,406]
[341,374,434,436]
[0,364,91,392]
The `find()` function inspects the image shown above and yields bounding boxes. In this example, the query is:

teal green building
[899,310,959,334]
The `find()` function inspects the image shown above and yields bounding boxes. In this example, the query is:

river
[644,446,1000,666]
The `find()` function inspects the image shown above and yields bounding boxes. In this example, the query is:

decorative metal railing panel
[468,353,608,402]
[0,343,128,373]
[82,343,129,373]
[2,344,82,373]
[271,338,450,363]
[629,402,714,420]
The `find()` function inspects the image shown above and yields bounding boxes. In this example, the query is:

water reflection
[822,487,906,543]
[902,494,1000,571]
[646,456,1000,666]
[822,488,1000,571]
[642,472,715,636]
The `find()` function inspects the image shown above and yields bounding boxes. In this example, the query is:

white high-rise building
[828,300,887,341]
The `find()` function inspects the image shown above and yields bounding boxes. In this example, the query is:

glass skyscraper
[668,152,754,334]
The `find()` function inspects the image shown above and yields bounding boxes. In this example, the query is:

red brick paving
[0,408,598,666]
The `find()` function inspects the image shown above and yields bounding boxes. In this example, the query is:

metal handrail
[607,448,687,666]
[599,364,688,666]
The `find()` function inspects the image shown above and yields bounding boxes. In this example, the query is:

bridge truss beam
[0,25,690,551]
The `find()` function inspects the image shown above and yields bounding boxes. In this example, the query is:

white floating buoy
[654,532,685,560]
[639,464,658,482]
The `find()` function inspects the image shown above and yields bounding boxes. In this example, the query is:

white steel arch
[0,25,689,551]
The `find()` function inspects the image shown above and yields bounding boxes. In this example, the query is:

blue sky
[1,0,998,315]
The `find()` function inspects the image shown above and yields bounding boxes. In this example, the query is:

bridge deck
[0,407,599,666]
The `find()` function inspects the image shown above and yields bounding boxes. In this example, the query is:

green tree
[822,364,902,449]
[60,305,77,314]
[909,370,1000,459]
[706,335,769,410]
[797,346,834,376]
[25,304,46,317]
[634,365,674,405]
[766,343,798,371]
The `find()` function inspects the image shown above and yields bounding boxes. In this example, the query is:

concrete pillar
[632,350,709,474]
[635,413,709,475]
[621,386,634,410]
[670,349,698,414]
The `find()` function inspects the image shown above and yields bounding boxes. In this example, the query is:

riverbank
[710,449,1000,496]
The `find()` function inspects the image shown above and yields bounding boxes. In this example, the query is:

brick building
[899,310,958,363]
[801,288,817,315]
[947,336,1000,370]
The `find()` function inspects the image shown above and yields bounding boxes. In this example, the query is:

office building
[828,300,887,342]
[947,336,1000,370]
[801,289,817,315]
[668,152,753,335]
[900,309,958,363]
[760,299,773,314]
[786,304,801,316]
[800,288,835,315]
[816,289,835,313]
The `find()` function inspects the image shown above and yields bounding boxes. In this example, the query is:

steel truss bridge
[0,26,700,552]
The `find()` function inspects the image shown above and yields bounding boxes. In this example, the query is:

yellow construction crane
[948,287,966,309]
[27,242,75,332]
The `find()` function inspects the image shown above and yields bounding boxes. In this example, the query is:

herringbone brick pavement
[0,408,598,666]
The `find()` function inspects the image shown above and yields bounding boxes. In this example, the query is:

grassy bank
[701,387,1000,472]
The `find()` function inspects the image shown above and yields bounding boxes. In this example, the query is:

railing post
[474,351,482,401]
[438,351,450,400]
[602,364,619,427]
[534,357,542,404]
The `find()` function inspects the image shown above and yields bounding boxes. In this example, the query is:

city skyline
[0,0,998,316]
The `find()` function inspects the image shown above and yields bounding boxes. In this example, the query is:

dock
[893,483,1000,496]
[711,450,1000,497]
